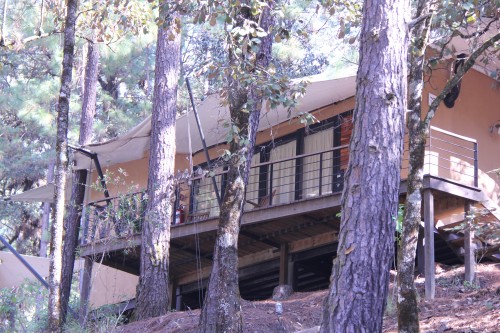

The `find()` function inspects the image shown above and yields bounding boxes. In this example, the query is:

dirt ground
[116,263,500,333]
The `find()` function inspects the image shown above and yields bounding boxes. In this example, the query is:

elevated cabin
[12,58,499,311]
[69,63,500,311]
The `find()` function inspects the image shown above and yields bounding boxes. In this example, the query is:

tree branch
[455,17,499,39]
[1,29,62,48]
[408,12,433,31]
[424,32,500,127]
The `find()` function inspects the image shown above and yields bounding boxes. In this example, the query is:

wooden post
[417,227,425,275]
[464,200,475,283]
[287,257,295,290]
[424,189,435,299]
[175,286,182,311]
[169,281,177,310]
[279,243,289,285]
[79,258,93,325]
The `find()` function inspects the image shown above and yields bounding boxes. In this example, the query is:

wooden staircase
[432,193,500,264]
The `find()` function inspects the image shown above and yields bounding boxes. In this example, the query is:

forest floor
[116,263,500,333]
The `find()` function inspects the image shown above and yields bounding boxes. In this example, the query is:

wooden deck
[79,175,486,305]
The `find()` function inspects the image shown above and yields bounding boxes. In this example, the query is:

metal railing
[84,125,478,243]
[84,192,146,244]
[401,126,478,187]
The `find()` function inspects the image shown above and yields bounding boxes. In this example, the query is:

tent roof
[9,183,55,203]
[8,177,74,203]
[73,74,356,170]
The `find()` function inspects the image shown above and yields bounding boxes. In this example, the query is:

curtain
[244,152,261,210]
[193,168,222,218]
[269,140,296,204]
[303,129,334,198]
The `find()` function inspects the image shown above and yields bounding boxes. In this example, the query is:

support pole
[185,77,222,208]
[79,257,93,324]
[68,145,110,199]
[0,235,49,288]
[464,200,475,283]
[424,189,435,299]
[287,257,295,290]
[0,235,78,318]
[175,286,182,311]
[416,227,425,275]
[279,243,289,285]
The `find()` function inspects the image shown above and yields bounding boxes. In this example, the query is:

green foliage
[0,280,49,332]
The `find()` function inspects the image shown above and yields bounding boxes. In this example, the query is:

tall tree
[134,0,181,320]
[320,0,408,331]
[397,2,499,330]
[396,1,433,332]
[60,39,100,324]
[198,1,274,332]
[47,0,78,330]
[40,161,55,257]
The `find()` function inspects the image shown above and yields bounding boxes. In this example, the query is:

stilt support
[464,200,475,283]
[279,243,289,285]
[424,189,435,299]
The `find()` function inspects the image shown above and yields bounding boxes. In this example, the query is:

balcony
[81,126,480,251]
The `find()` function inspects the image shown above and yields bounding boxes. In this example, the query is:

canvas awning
[8,176,73,203]
[72,74,357,171]
[9,183,55,203]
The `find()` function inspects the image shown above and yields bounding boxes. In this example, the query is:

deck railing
[83,126,478,243]
[401,126,478,187]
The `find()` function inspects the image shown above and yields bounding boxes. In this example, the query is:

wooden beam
[289,231,337,253]
[240,230,280,248]
[170,241,213,261]
[79,234,141,257]
[171,193,342,239]
[424,176,482,201]
[176,232,338,286]
[279,243,289,285]
[424,189,435,299]
[464,200,475,283]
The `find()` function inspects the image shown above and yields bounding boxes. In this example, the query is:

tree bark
[320,0,408,332]
[60,39,99,324]
[134,1,181,320]
[40,161,55,257]
[48,0,78,331]
[198,3,273,333]
[396,1,432,332]
[397,10,500,333]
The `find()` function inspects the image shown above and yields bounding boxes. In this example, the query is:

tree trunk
[47,0,78,331]
[134,1,181,320]
[319,0,408,332]
[40,161,55,257]
[396,1,432,332]
[198,3,273,333]
[0,0,8,46]
[60,39,99,324]
[397,12,500,333]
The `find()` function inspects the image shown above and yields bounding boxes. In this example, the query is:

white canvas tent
[10,75,356,203]
[0,252,137,309]
[71,74,356,171]
[8,177,73,203]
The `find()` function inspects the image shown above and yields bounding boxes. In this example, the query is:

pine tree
[320,0,409,331]
[48,0,78,330]
[135,0,181,320]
